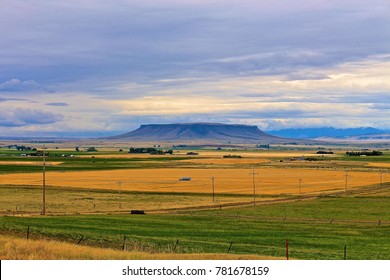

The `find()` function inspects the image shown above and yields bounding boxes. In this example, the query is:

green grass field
[1,195,389,260]
[198,194,390,221]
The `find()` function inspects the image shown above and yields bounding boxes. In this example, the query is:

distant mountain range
[106,123,292,143]
[266,127,387,139]
[342,133,390,141]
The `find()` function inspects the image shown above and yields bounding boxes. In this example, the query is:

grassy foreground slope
[0,235,279,260]
[1,195,389,260]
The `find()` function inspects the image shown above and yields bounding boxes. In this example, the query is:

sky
[1,0,390,137]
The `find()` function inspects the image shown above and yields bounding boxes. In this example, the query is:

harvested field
[0,185,279,214]
[0,167,385,195]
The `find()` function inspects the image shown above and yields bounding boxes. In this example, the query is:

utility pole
[299,178,302,195]
[117,181,122,209]
[42,145,46,215]
[211,176,215,202]
[250,167,258,206]
[344,171,349,192]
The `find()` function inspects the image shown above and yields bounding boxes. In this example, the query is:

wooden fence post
[173,239,179,252]
[122,236,127,251]
[344,245,347,260]
[286,239,289,260]
[26,226,30,240]
[77,235,84,245]
[227,241,233,253]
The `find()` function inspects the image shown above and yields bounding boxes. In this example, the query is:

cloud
[283,73,330,81]
[0,79,48,92]
[371,103,390,110]
[0,97,26,102]
[0,108,63,127]
[45,102,69,106]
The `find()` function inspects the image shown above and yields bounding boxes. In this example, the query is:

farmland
[0,144,389,259]
[0,185,272,215]
[1,194,389,260]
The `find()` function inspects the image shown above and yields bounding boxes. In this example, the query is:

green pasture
[1,195,389,260]
[198,193,390,221]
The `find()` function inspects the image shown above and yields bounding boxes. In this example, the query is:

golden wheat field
[0,167,385,195]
